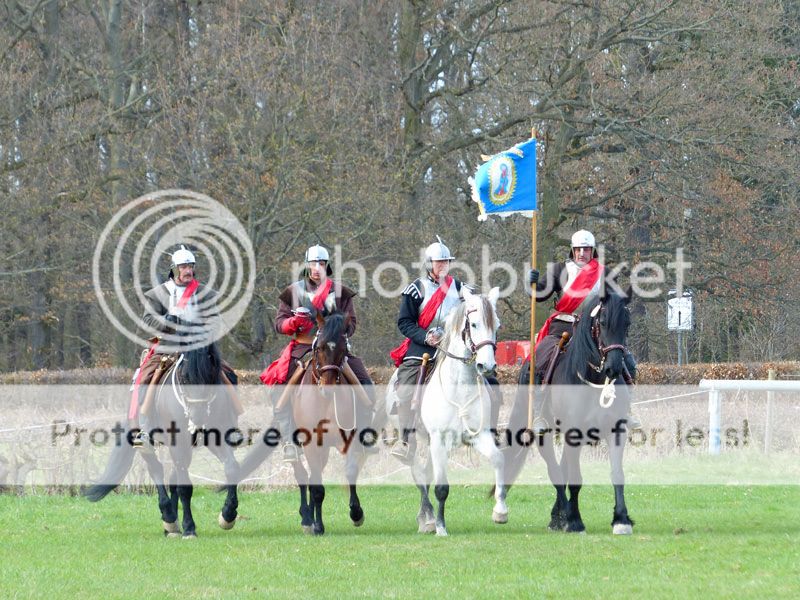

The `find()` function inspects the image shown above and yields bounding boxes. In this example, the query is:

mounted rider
[527,229,639,434]
[261,244,375,462]
[389,237,472,462]
[130,245,240,449]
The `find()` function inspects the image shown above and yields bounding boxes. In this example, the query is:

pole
[527,127,538,429]
[527,210,538,428]
[677,329,682,366]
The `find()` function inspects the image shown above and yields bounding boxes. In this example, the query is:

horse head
[570,288,631,381]
[445,286,500,377]
[311,312,349,389]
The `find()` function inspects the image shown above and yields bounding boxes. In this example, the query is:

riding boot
[273,401,300,463]
[390,401,416,464]
[531,372,551,436]
[134,412,155,455]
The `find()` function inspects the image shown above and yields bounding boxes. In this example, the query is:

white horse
[422,286,506,536]
[384,287,506,536]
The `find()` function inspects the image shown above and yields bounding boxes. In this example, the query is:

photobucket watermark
[289,244,691,300]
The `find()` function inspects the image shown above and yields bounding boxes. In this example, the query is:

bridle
[586,302,633,385]
[440,306,497,365]
[309,332,347,386]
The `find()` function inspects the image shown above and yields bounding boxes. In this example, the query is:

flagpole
[528,210,537,429]
[527,128,538,430]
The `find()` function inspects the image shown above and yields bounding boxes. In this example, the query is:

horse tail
[236,437,276,481]
[83,438,136,502]
[489,361,534,499]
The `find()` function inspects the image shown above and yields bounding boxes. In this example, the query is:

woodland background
[1,0,798,372]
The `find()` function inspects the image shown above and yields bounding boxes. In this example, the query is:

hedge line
[2,362,797,386]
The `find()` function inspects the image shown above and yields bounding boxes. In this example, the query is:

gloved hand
[165,314,180,324]
[528,269,540,286]
[281,315,314,334]
[425,326,444,347]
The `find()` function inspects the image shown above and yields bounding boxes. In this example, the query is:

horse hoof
[182,533,197,540]
[352,515,365,527]
[166,532,182,539]
[613,523,633,535]
[302,525,314,535]
[418,521,436,534]
[162,521,180,535]
[218,513,236,530]
[435,527,448,537]
[492,510,508,524]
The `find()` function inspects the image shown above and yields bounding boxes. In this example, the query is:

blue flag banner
[469,138,537,221]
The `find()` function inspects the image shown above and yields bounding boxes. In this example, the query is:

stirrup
[281,443,301,464]
[390,440,414,464]
[625,413,642,430]
[133,431,155,454]
[531,416,550,436]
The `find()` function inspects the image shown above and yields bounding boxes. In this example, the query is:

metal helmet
[424,236,455,273]
[170,245,196,267]
[304,244,333,276]
[168,245,196,280]
[569,229,598,260]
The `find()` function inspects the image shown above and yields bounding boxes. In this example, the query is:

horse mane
[439,295,497,351]
[317,311,346,347]
[440,301,467,349]
[564,291,629,378]
[564,294,603,378]
[181,341,222,386]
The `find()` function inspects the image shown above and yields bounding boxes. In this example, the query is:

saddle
[538,331,571,387]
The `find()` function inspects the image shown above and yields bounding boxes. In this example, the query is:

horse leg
[473,431,508,524]
[429,431,450,536]
[536,432,568,531]
[164,469,181,537]
[344,446,364,527]
[292,461,314,533]
[562,444,585,533]
[608,433,633,535]
[207,443,239,530]
[412,454,435,534]
[139,450,177,534]
[306,449,327,536]
[171,444,196,538]
[309,483,325,536]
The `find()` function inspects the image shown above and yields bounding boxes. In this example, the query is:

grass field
[1,485,798,598]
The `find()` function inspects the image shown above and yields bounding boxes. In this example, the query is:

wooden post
[765,368,775,454]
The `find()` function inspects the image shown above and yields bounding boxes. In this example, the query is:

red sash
[260,278,333,386]
[389,276,453,367]
[533,260,604,352]
[176,279,199,308]
[128,342,158,420]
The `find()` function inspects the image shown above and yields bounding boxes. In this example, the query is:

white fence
[698,378,800,455]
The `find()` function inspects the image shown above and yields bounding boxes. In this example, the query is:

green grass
[1,485,798,598]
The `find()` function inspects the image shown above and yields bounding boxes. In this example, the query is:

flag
[469,138,537,221]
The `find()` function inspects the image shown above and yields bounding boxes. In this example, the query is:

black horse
[84,341,240,538]
[503,288,635,534]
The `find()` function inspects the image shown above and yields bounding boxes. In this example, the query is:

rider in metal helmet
[424,236,455,275]
[568,229,598,264]
[168,244,196,282]
[304,244,333,277]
